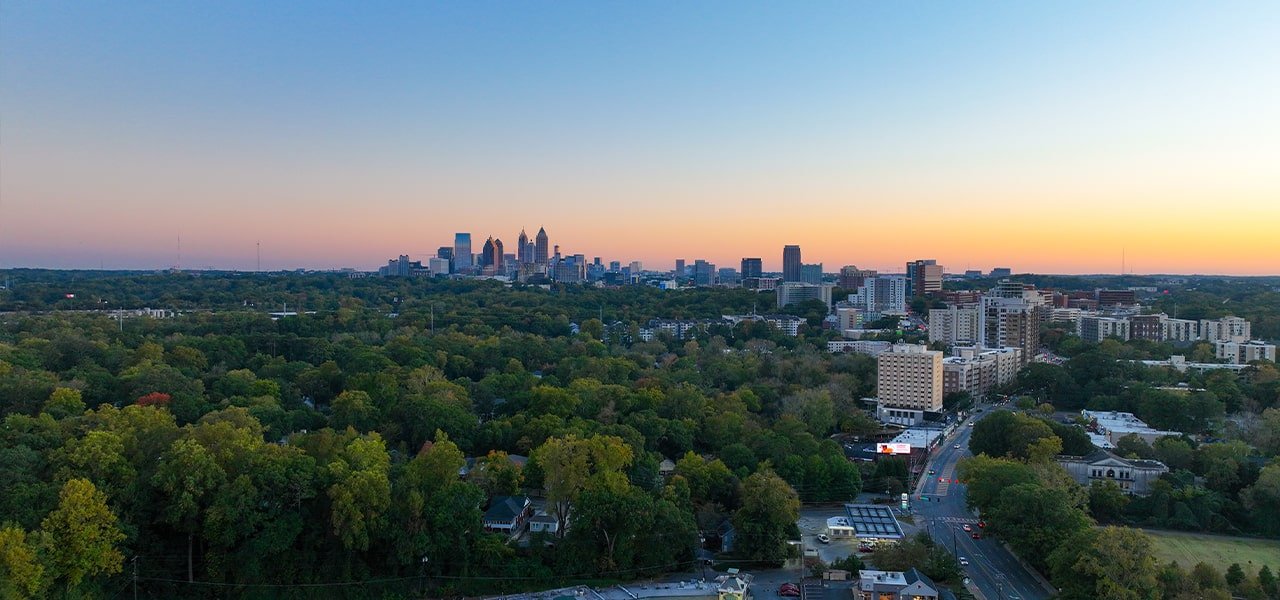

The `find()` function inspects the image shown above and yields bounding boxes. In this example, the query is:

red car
[779,584,801,597]
[978,520,986,528]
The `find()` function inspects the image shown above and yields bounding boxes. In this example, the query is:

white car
[816,534,830,544]
[953,444,961,449]
[959,557,969,566]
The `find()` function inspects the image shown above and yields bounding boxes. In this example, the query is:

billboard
[876,443,912,455]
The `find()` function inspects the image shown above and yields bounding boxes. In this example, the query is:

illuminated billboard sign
[876,443,912,455]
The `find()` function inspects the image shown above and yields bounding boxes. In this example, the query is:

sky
[2,1,1278,275]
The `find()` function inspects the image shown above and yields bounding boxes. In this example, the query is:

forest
[1,272,872,598]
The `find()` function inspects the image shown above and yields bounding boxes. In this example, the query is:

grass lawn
[1144,529,1280,575]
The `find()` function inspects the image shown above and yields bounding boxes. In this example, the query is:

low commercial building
[826,504,905,541]
[856,569,957,600]
[1056,449,1169,495]
[777,282,833,308]
[1081,410,1181,445]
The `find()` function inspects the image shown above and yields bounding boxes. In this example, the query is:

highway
[911,405,1054,600]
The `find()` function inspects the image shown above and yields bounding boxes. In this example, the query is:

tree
[43,388,85,420]
[1088,480,1129,524]
[1049,526,1160,600]
[532,434,633,537]
[957,455,1037,515]
[987,483,1092,571]
[330,389,379,432]
[1225,563,1246,589]
[732,469,799,563]
[0,525,44,598]
[153,438,226,582]
[1257,565,1277,599]
[326,433,392,551]
[38,479,125,591]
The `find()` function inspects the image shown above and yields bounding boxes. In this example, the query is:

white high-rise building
[928,306,980,346]
[1201,316,1251,343]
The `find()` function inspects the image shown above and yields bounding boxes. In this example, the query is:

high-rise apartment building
[942,346,1022,400]
[800,263,823,285]
[741,258,763,279]
[907,259,943,297]
[1079,316,1130,343]
[675,259,686,278]
[453,233,472,272]
[1201,316,1251,343]
[979,280,1046,365]
[777,282,833,308]
[877,343,944,412]
[1215,340,1276,364]
[851,275,908,314]
[535,227,549,265]
[928,306,980,346]
[782,245,802,282]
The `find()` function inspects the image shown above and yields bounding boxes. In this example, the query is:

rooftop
[827,504,905,539]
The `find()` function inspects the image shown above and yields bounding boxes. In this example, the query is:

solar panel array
[843,504,904,539]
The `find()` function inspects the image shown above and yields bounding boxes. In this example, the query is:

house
[1056,449,1169,495]
[659,458,677,478]
[857,568,956,600]
[527,499,565,536]
[714,518,737,553]
[483,495,532,537]
[715,569,753,600]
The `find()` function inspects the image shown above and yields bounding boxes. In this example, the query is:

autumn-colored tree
[136,392,172,407]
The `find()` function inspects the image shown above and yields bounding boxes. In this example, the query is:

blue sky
[2,2,1278,273]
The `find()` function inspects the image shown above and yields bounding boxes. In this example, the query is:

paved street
[911,405,1055,600]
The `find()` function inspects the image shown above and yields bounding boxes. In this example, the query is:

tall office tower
[593,257,602,266]
[490,238,505,271]
[692,260,717,286]
[535,227,549,264]
[979,280,1047,365]
[480,237,496,268]
[517,229,530,264]
[907,259,943,297]
[783,245,802,282]
[877,343,944,412]
[741,258,763,279]
[629,261,643,274]
[437,247,453,260]
[838,266,876,290]
[553,245,561,262]
[675,259,686,278]
[453,233,472,272]
[609,261,621,272]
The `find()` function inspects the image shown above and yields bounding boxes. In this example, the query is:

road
[911,405,1053,600]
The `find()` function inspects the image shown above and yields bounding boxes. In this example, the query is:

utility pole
[133,556,138,600]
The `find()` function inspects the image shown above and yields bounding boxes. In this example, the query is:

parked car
[816,534,830,544]
[779,584,801,597]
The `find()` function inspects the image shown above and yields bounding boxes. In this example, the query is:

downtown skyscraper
[535,227,549,265]
[454,233,472,272]
[782,245,802,282]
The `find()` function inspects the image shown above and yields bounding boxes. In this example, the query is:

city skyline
[2,2,1279,275]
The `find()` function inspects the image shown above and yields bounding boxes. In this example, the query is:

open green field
[1144,529,1280,574]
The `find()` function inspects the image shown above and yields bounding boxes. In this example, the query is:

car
[958,557,969,566]
[978,520,986,528]
[928,469,936,475]
[962,524,972,532]
[953,444,961,449]
[779,584,801,597]
[971,532,982,539]
[816,534,830,544]
[858,544,874,553]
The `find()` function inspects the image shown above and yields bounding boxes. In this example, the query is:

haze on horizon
[2,2,1278,275]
